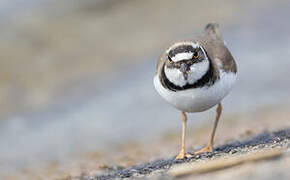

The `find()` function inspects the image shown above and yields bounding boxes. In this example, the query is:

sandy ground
[80,105,290,180]
[3,104,289,180]
[90,130,290,180]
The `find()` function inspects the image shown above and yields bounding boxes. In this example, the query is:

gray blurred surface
[0,0,290,176]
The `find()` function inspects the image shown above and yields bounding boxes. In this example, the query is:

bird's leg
[176,112,192,159]
[195,103,222,155]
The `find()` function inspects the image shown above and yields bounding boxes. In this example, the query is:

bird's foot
[194,145,213,155]
[175,151,193,160]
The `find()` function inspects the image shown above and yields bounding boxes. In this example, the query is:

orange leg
[176,112,193,159]
[195,103,222,155]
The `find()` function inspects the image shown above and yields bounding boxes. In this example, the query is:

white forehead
[166,41,207,62]
[171,52,193,62]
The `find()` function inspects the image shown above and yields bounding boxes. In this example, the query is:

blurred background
[1,0,290,179]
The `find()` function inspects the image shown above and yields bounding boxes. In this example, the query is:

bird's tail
[204,23,223,40]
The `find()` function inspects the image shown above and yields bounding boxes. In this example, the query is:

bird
[153,23,237,159]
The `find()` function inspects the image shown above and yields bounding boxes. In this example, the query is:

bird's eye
[168,56,173,64]
[193,51,199,59]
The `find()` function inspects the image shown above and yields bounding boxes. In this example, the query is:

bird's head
[164,42,210,87]
[163,42,210,87]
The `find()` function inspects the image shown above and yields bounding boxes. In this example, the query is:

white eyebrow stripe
[171,52,193,62]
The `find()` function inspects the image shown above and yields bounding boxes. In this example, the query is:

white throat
[164,59,210,87]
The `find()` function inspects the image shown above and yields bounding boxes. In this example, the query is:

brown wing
[200,23,237,73]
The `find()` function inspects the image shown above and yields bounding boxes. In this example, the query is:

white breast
[153,71,237,112]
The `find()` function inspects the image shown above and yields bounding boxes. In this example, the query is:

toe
[194,146,213,155]
[176,152,192,160]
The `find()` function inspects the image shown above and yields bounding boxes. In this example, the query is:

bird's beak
[180,63,189,80]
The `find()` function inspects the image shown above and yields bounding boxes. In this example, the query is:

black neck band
[161,59,215,92]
